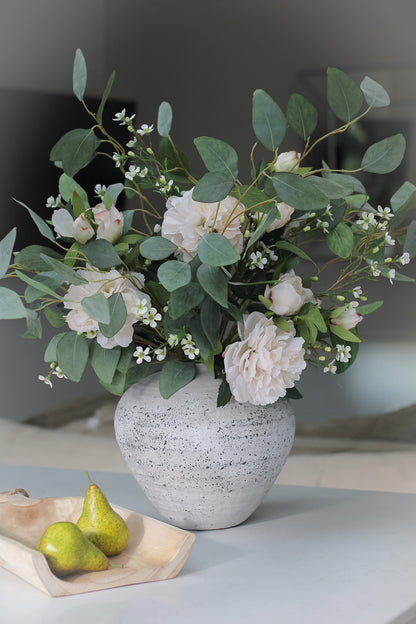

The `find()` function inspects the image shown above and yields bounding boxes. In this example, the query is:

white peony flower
[331,302,363,330]
[265,270,314,316]
[64,267,150,349]
[161,188,244,261]
[52,209,94,244]
[92,203,124,244]
[223,312,306,405]
[273,151,300,172]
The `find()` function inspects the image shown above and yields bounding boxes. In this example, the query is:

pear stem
[109,563,124,568]
[84,471,93,484]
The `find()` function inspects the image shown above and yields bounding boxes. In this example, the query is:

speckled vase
[114,368,295,530]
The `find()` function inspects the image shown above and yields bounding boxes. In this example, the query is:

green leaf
[252,89,286,151]
[81,292,111,324]
[98,293,127,338]
[217,377,232,407]
[73,48,87,101]
[89,341,121,384]
[196,265,229,308]
[21,309,42,340]
[44,306,66,328]
[390,184,416,228]
[145,280,169,308]
[140,236,177,261]
[58,173,89,206]
[229,186,273,212]
[272,172,329,212]
[273,240,315,264]
[82,239,122,269]
[286,387,303,400]
[0,228,16,279]
[104,183,124,207]
[356,300,383,315]
[44,333,66,362]
[245,205,279,252]
[13,199,55,243]
[126,361,152,386]
[71,191,86,218]
[286,93,318,140]
[194,136,239,179]
[157,260,192,292]
[116,343,136,374]
[14,245,61,272]
[168,282,205,319]
[329,324,361,343]
[404,220,416,259]
[307,176,354,199]
[50,129,100,178]
[98,370,127,396]
[298,303,327,333]
[274,317,290,332]
[24,271,64,303]
[158,137,190,177]
[327,67,363,122]
[39,253,87,285]
[192,172,234,203]
[0,287,27,319]
[97,71,115,125]
[200,297,221,349]
[15,270,64,301]
[326,222,354,258]
[157,101,173,137]
[321,168,366,193]
[56,331,89,381]
[361,134,406,174]
[360,76,390,108]
[189,316,212,360]
[159,360,196,399]
[198,232,240,267]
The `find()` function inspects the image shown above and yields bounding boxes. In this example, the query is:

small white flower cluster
[133,345,167,364]
[113,109,136,126]
[323,343,352,374]
[46,194,64,209]
[135,298,162,328]
[181,334,200,360]
[125,165,148,181]
[400,252,410,265]
[94,184,107,199]
[38,363,67,388]
[356,205,393,232]
[248,245,278,271]
[137,123,154,136]
[155,175,174,195]
[112,152,125,168]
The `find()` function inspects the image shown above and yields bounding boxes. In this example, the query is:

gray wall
[1,0,415,422]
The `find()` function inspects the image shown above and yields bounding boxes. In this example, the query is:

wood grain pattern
[0,491,195,597]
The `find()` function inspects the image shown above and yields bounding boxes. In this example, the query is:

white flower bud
[273,151,301,173]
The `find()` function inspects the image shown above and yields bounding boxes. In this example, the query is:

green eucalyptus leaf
[189,316,212,360]
[116,344,135,374]
[245,205,279,252]
[104,183,124,206]
[252,89,286,151]
[389,183,416,228]
[39,253,87,285]
[158,137,190,177]
[50,128,100,178]
[82,239,122,269]
[327,67,364,122]
[159,360,196,399]
[157,260,192,292]
[0,287,27,319]
[198,232,240,267]
[356,300,383,315]
[217,377,232,407]
[196,265,229,308]
[326,222,354,258]
[0,228,16,279]
[286,93,318,140]
[89,341,121,384]
[192,172,234,203]
[58,174,89,206]
[126,361,152,386]
[98,369,127,396]
[194,136,239,179]
[56,331,89,381]
[98,293,127,338]
[14,246,62,271]
[24,271,64,303]
[229,186,272,212]
[13,199,55,243]
[73,48,87,101]
[273,240,315,264]
[404,220,416,259]
[200,297,221,349]
[44,332,67,362]
[15,270,64,301]
[44,306,66,328]
[360,76,390,108]
[361,134,406,174]
[71,191,86,218]
[81,292,111,324]
[157,101,173,137]
[272,172,329,212]
[97,71,115,124]
[140,236,177,261]
[321,167,366,193]
[307,176,354,199]
[21,309,42,339]
[168,282,205,319]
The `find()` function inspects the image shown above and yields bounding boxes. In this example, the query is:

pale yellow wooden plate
[0,490,195,597]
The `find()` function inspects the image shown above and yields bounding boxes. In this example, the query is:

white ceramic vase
[114,367,295,530]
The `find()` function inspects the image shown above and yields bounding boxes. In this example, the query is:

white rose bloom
[224,312,306,405]
[273,151,300,173]
[331,304,363,330]
[64,267,150,349]
[265,270,314,316]
[161,188,244,261]
[93,203,124,244]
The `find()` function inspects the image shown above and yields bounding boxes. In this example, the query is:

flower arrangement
[1,49,415,406]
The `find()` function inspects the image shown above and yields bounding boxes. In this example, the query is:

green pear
[76,482,129,556]
[36,521,109,577]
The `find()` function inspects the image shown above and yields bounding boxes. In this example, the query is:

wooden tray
[0,490,195,597]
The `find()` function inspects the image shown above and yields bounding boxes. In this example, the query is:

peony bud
[331,305,363,330]
[72,213,95,244]
[273,151,301,173]
[265,270,314,316]
[93,203,124,244]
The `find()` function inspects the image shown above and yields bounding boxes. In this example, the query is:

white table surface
[1,465,416,624]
